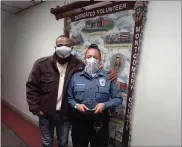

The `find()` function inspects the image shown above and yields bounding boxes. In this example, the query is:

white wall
[1,1,65,121]
[131,1,181,146]
[1,1,181,146]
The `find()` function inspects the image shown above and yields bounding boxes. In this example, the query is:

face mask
[57,56,70,64]
[84,57,100,77]
[55,46,72,58]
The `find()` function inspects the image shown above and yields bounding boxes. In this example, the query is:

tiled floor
[1,123,27,147]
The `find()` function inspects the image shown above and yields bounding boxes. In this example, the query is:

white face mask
[55,46,72,58]
[84,57,100,77]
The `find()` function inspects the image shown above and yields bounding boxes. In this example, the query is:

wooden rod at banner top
[51,1,115,20]
[50,1,101,17]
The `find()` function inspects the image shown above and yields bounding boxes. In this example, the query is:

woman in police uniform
[68,44,122,147]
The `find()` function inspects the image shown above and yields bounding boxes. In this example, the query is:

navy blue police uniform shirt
[68,70,123,110]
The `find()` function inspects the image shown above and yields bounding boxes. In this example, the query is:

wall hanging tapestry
[64,1,148,147]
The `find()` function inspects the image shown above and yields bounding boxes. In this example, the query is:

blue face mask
[84,57,100,77]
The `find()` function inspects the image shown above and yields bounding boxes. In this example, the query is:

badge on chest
[99,78,106,87]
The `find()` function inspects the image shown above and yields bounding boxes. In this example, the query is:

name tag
[75,84,85,86]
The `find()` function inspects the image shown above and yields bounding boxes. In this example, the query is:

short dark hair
[88,44,99,50]
[57,35,69,40]
[56,35,72,44]
[86,44,101,57]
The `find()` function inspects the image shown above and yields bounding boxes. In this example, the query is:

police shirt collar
[80,70,104,77]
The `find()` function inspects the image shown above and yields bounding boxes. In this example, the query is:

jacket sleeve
[26,61,41,115]
[104,81,123,109]
[67,75,77,108]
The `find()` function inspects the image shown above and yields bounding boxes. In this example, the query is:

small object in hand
[83,109,95,115]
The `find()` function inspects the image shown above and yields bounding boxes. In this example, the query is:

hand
[93,103,105,114]
[108,68,117,81]
[38,111,45,116]
[77,104,88,113]
[99,64,104,70]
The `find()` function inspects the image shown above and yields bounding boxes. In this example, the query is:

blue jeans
[39,112,70,147]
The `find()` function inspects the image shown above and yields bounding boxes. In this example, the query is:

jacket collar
[51,52,85,72]
[80,70,105,79]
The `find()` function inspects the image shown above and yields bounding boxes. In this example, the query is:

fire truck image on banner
[82,18,114,32]
[104,30,133,44]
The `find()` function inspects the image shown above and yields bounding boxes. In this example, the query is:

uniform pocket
[98,87,110,94]
[74,84,85,102]
[95,87,110,103]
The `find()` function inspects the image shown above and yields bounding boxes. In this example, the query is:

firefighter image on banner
[65,1,148,147]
